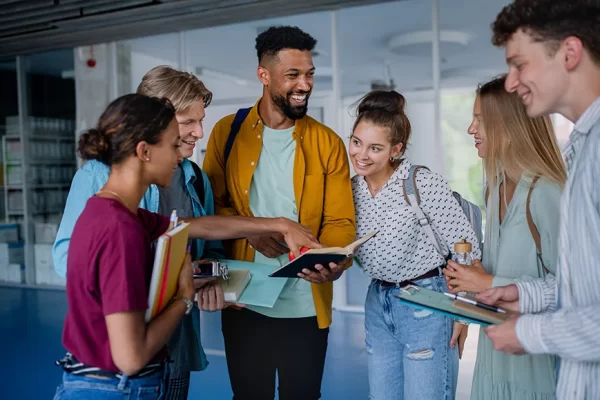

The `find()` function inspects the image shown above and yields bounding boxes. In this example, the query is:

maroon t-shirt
[62,196,169,372]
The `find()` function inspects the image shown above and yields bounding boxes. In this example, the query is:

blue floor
[1,286,369,399]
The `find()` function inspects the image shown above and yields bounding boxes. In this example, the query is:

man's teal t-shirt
[247,125,316,318]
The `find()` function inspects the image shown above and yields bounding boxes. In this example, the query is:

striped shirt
[515,96,600,400]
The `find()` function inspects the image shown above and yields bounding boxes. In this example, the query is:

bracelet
[172,296,193,315]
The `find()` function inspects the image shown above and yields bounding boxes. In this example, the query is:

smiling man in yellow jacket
[203,26,356,400]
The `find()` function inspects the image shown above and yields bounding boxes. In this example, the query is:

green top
[246,125,316,318]
[471,175,561,400]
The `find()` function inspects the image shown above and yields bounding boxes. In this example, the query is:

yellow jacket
[203,100,356,329]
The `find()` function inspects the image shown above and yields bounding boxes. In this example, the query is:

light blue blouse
[471,175,561,400]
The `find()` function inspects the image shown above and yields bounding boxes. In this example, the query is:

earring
[145,157,150,161]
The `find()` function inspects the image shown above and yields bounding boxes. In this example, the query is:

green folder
[220,259,288,308]
[395,285,511,327]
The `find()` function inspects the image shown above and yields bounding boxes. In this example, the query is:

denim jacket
[53,158,223,372]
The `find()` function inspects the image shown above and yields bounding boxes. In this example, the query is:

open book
[216,269,252,302]
[145,222,189,322]
[269,231,377,278]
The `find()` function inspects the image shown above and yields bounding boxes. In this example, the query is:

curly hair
[255,26,317,64]
[492,0,600,64]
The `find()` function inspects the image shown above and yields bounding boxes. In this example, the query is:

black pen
[444,292,506,314]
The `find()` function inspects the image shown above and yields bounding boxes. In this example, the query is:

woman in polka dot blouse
[349,90,481,400]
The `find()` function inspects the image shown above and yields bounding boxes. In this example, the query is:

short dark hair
[492,0,600,64]
[78,94,176,165]
[255,26,317,64]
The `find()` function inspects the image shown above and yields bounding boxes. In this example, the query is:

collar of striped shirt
[573,96,600,135]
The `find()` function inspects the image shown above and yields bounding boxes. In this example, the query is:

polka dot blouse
[351,159,482,283]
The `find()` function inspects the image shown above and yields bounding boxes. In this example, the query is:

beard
[272,90,310,120]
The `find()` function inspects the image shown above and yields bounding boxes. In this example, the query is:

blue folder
[220,259,287,308]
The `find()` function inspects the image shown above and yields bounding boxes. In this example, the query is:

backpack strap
[190,161,205,209]
[402,165,446,257]
[402,165,427,206]
[526,176,551,275]
[224,107,252,169]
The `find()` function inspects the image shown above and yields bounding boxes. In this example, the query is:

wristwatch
[174,296,193,315]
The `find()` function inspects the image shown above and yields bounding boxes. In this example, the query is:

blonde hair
[136,65,212,113]
[478,75,567,190]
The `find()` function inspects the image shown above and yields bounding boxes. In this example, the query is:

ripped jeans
[365,276,458,400]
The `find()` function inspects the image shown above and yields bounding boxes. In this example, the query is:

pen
[168,209,178,230]
[444,292,506,314]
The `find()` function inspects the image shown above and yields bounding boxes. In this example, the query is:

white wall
[74,43,125,167]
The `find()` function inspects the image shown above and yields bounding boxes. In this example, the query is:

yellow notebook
[145,222,190,322]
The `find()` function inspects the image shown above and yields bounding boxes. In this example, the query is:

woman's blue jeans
[53,368,167,400]
[365,276,459,400]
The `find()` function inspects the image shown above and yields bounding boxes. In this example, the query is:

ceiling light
[387,30,473,57]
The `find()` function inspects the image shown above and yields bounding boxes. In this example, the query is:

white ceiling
[15,0,512,100]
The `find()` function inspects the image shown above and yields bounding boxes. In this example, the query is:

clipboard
[395,285,516,326]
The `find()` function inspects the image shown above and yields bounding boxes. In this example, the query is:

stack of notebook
[218,269,252,303]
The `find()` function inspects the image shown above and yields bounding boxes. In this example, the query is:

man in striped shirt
[476,1,600,399]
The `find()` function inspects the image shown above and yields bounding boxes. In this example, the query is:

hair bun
[353,89,412,154]
[77,128,111,163]
[357,90,406,116]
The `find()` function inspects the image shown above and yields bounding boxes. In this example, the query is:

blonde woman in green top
[443,75,567,400]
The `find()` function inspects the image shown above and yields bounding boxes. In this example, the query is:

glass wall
[0,49,75,286]
[185,12,333,166]
[23,49,76,286]
[338,0,435,309]
[438,0,507,214]
[118,33,180,95]
[0,57,20,284]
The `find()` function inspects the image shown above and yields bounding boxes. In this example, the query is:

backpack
[403,165,483,258]
[223,107,252,169]
[525,176,550,275]
[188,106,251,212]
